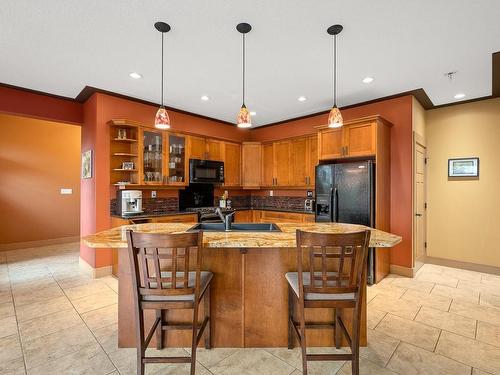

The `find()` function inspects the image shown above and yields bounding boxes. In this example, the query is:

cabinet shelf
[113,169,138,172]
[113,153,138,157]
[113,138,137,142]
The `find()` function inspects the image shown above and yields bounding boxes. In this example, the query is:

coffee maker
[117,190,143,216]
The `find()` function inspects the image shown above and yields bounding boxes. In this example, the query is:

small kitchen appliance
[117,190,143,216]
[189,159,224,184]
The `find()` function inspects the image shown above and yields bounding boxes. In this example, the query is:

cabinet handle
[345,146,348,156]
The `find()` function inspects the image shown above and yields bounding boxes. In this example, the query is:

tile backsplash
[111,197,179,215]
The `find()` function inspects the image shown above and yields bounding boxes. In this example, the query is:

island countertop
[82,222,402,249]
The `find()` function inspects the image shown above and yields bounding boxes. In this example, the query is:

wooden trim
[493,51,500,97]
[424,256,500,276]
[389,264,415,278]
[0,236,80,251]
[315,115,394,130]
[78,256,113,278]
[75,86,236,127]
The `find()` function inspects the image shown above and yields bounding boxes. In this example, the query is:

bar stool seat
[285,272,354,301]
[144,271,213,302]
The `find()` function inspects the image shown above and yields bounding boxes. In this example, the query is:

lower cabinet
[234,210,253,223]
[152,214,198,223]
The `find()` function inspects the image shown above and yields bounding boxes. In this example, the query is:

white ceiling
[1,0,499,126]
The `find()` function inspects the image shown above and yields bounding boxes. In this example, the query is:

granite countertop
[111,211,196,220]
[112,207,315,220]
[82,222,402,249]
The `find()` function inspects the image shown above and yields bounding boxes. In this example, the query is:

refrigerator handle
[332,187,338,222]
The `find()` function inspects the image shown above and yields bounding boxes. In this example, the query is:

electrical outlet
[151,190,157,198]
[60,188,72,195]
[269,190,273,197]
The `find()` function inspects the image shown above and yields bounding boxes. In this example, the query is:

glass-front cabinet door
[166,134,187,185]
[142,130,164,184]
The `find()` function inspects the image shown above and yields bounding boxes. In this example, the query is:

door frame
[412,132,427,272]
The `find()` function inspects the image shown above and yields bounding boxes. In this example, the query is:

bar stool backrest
[126,230,203,299]
[295,230,371,297]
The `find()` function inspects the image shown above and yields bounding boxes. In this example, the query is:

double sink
[188,223,281,232]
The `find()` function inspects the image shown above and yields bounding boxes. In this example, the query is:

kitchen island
[83,222,401,348]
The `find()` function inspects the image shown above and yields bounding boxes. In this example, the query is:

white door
[414,142,427,271]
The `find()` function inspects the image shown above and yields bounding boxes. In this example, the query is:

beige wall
[0,114,81,246]
[412,96,426,139]
[427,98,500,267]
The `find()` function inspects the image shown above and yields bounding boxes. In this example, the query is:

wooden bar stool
[286,229,371,375]
[126,230,212,375]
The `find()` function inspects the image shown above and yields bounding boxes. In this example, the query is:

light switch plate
[151,190,157,198]
[60,188,72,195]
[269,190,274,197]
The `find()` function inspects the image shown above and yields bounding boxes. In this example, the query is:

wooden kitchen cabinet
[317,117,379,160]
[207,139,223,161]
[261,143,274,186]
[318,127,344,160]
[242,142,262,188]
[273,141,291,186]
[152,214,198,223]
[234,210,252,222]
[344,121,376,157]
[290,135,317,188]
[255,210,312,223]
[223,142,241,186]
[188,136,207,160]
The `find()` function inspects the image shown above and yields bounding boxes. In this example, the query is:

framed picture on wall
[82,149,92,179]
[448,157,479,178]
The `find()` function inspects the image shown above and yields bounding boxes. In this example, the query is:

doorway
[413,134,427,272]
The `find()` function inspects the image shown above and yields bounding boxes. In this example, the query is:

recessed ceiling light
[362,76,374,84]
[129,72,142,79]
[298,96,307,102]
[250,111,256,116]
[454,93,466,99]
[201,95,209,101]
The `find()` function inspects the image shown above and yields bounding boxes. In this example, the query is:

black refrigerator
[315,160,376,283]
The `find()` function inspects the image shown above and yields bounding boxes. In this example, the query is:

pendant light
[154,22,171,129]
[327,24,343,128]
[236,23,252,128]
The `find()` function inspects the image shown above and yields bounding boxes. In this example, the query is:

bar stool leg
[136,309,146,375]
[156,309,164,350]
[334,308,341,349]
[288,286,294,349]
[298,299,308,375]
[204,285,211,349]
[190,303,199,375]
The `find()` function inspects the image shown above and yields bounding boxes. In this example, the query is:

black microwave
[189,159,224,184]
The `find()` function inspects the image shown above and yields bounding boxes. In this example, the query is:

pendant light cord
[242,33,246,106]
[161,31,164,107]
[333,34,337,107]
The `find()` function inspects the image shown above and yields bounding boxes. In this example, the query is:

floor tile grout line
[6,253,28,375]
[383,340,401,369]
[432,328,442,352]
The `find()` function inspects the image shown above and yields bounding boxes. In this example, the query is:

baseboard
[425,256,500,276]
[79,257,113,279]
[389,264,415,278]
[0,236,80,252]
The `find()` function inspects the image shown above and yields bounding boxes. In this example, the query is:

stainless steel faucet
[215,208,235,231]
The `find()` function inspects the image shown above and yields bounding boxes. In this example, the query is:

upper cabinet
[109,120,140,187]
[318,117,384,160]
[166,133,188,186]
[141,129,165,184]
[242,142,262,188]
[188,136,223,161]
[223,142,241,186]
[260,135,317,188]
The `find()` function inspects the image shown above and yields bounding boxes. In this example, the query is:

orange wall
[0,113,81,245]
[250,96,414,268]
[0,85,83,125]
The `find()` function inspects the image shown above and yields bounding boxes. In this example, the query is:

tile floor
[1,242,500,374]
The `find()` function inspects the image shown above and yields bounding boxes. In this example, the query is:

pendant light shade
[154,22,171,129]
[327,105,343,128]
[327,24,343,128]
[237,104,251,128]
[236,23,252,128]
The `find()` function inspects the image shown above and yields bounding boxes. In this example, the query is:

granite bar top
[112,207,315,220]
[111,211,196,220]
[82,222,402,249]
